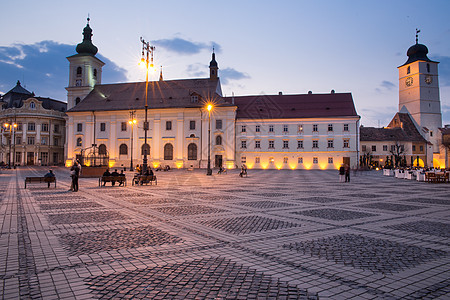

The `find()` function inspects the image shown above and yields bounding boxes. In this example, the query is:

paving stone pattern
[0,167,449,299]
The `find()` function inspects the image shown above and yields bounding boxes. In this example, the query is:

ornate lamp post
[3,122,17,168]
[140,37,155,173]
[206,104,213,175]
[128,111,137,171]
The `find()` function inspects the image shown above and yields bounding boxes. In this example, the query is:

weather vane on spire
[415,28,420,44]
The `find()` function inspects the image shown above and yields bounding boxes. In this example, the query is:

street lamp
[128,111,137,171]
[3,122,17,168]
[206,104,213,175]
[140,37,155,173]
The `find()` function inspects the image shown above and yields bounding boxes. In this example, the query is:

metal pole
[130,111,135,171]
[8,125,12,168]
[207,110,212,175]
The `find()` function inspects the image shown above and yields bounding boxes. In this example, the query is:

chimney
[278,91,282,95]
[308,91,312,94]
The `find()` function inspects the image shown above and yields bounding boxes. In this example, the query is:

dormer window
[190,95,199,103]
[76,67,82,77]
[30,102,35,109]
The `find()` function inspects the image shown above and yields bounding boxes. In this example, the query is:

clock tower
[66,18,104,110]
[398,31,441,152]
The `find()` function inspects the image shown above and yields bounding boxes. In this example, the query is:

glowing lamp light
[275,163,283,170]
[225,161,234,169]
[207,104,213,112]
[261,162,269,169]
[289,163,297,170]
[175,161,183,169]
[129,119,137,125]
[152,161,160,169]
[108,160,115,168]
[65,160,73,168]
[304,163,312,170]
[84,160,91,167]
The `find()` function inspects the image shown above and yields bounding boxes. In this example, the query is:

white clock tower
[398,31,442,153]
[66,18,104,110]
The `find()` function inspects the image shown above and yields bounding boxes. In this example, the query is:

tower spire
[415,28,420,44]
[209,46,218,80]
[159,66,163,81]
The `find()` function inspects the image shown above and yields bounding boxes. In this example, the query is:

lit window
[297,140,303,149]
[268,140,274,149]
[344,124,349,131]
[312,140,319,148]
[166,121,172,131]
[255,125,260,132]
[241,140,247,149]
[327,140,334,148]
[328,124,333,132]
[344,139,350,148]
[313,157,318,164]
[313,124,318,132]
[298,124,303,133]
[255,157,260,163]
[298,157,303,163]
[328,157,333,164]
[283,140,289,149]
[255,140,261,149]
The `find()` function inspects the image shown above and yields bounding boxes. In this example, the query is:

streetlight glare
[207,104,213,111]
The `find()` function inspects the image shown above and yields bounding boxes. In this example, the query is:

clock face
[405,77,413,87]
[425,75,432,85]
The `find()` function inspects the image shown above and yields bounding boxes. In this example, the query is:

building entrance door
[27,152,34,165]
[343,157,350,166]
[215,155,223,168]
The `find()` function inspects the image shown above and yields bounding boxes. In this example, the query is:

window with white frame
[121,122,127,131]
[268,140,274,149]
[241,125,246,133]
[328,124,333,132]
[100,123,106,131]
[255,140,261,149]
[166,121,172,131]
[312,140,319,148]
[241,140,247,149]
[283,140,289,149]
[298,157,303,163]
[283,125,288,133]
[344,124,349,131]
[327,139,334,148]
[297,140,303,149]
[313,124,318,132]
[313,157,318,164]
[269,125,274,132]
[28,122,36,131]
[255,125,260,132]
[344,139,350,148]
[255,157,260,163]
[328,157,333,164]
[41,123,49,132]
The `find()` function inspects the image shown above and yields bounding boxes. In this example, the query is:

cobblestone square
[0,167,448,299]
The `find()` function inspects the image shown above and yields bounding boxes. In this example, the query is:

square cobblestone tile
[237,200,297,209]
[357,202,422,211]
[291,208,375,221]
[47,211,128,225]
[152,205,228,216]
[39,202,103,210]
[385,220,450,238]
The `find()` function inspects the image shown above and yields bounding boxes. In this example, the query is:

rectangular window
[298,157,303,163]
[297,140,303,149]
[420,145,423,151]
[283,125,288,132]
[77,123,82,132]
[344,124,349,131]
[255,125,260,132]
[54,124,59,133]
[16,137,22,145]
[100,123,106,131]
[362,145,366,152]
[328,124,333,132]
[412,145,416,151]
[255,157,260,163]
[313,124,318,132]
[372,145,376,152]
[41,137,47,145]
[216,119,222,130]
[189,120,196,130]
[166,121,172,131]
[121,122,127,131]
[190,95,198,103]
[27,137,35,145]
[269,125,274,132]
[283,140,289,149]
[17,123,23,131]
[283,157,288,163]
[344,139,350,148]
[298,124,303,133]
[241,156,246,163]
[241,125,246,133]
[313,157,318,164]
[327,140,334,148]
[312,140,319,148]
[255,140,261,149]
[268,140,274,149]
[241,140,247,149]
[41,123,49,132]
[328,157,333,164]
[28,122,36,131]
[53,138,59,146]
[383,145,388,151]
[430,131,433,137]
[390,145,395,152]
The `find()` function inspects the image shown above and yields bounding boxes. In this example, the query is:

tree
[389,142,407,168]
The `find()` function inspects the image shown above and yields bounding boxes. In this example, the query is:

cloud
[433,55,450,86]
[219,68,250,85]
[153,38,221,55]
[375,80,396,93]
[0,41,127,101]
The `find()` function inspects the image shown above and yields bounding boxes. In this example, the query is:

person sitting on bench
[118,170,125,186]
[102,169,111,186]
[44,169,55,188]
[111,169,120,186]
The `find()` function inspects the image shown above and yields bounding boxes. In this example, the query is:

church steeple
[209,48,218,80]
[159,66,163,81]
[75,17,98,56]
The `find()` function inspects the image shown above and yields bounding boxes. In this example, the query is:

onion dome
[75,18,98,55]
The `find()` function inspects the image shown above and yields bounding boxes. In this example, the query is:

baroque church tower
[66,18,105,110]
[398,30,442,153]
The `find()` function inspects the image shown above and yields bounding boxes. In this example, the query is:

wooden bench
[132,175,157,186]
[99,176,126,187]
[25,177,56,189]
[425,172,437,183]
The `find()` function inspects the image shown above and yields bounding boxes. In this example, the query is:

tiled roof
[68,78,228,112]
[227,93,358,120]
[361,113,426,142]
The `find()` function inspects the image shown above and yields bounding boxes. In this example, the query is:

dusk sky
[1,0,449,127]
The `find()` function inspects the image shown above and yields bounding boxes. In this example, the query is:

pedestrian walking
[339,164,345,183]
[345,164,350,182]
[71,162,80,192]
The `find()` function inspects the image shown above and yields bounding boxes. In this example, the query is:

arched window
[76,67,82,77]
[164,143,173,160]
[188,143,197,160]
[119,144,128,155]
[76,137,82,147]
[141,143,150,156]
[75,97,81,105]
[93,69,97,78]
[99,144,107,155]
[216,135,222,145]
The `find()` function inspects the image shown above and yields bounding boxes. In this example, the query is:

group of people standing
[69,161,81,191]
[339,164,351,183]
